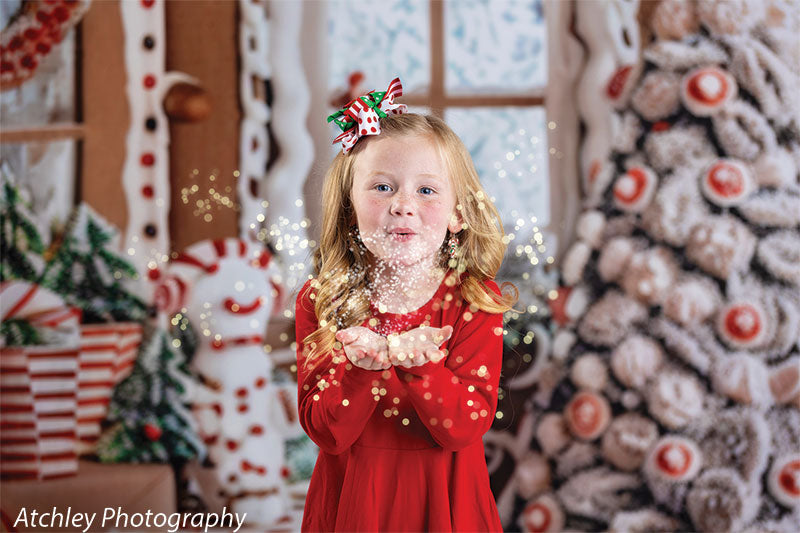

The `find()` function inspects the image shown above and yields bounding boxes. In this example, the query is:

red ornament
[143,423,162,441]
[724,304,762,342]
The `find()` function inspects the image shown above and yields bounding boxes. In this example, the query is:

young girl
[295,80,518,532]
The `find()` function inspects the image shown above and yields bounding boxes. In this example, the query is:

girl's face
[350,133,462,268]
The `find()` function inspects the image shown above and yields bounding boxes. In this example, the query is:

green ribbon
[326,90,389,132]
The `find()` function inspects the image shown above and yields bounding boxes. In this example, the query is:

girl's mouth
[389,232,415,242]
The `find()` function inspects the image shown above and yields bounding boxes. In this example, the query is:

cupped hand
[387,325,453,369]
[335,326,391,371]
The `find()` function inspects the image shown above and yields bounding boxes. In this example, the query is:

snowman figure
[155,238,303,527]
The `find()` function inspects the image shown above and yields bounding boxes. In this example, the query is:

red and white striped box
[0,345,79,480]
[114,323,143,384]
[77,324,119,453]
[28,345,79,479]
[76,322,143,454]
[0,347,39,480]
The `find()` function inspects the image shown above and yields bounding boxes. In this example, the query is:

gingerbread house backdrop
[1,0,799,532]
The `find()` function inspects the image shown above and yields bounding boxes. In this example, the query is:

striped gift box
[0,345,79,480]
[76,322,143,454]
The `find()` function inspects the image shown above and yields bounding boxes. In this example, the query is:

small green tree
[39,203,147,324]
[0,163,47,283]
[96,324,204,463]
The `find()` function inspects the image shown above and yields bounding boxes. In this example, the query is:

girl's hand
[387,325,453,369]
[335,327,391,371]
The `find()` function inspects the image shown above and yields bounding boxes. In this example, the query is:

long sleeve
[295,281,380,455]
[395,281,504,451]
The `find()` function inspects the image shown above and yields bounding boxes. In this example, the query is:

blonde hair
[300,113,518,370]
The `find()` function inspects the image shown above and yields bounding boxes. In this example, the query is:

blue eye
[375,184,391,192]
[419,187,435,195]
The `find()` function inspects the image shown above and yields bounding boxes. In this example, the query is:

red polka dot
[35,11,50,25]
[370,127,376,133]
[240,459,251,471]
[236,387,248,398]
[24,28,40,40]
[361,129,367,135]
[141,185,154,198]
[141,0,155,7]
[204,435,218,445]
[227,473,237,483]
[140,153,155,166]
[21,55,37,69]
[143,74,156,89]
[211,339,224,350]
[237,403,249,413]
[53,6,69,22]
[8,36,23,52]
[256,466,267,475]
[367,116,372,123]
[358,117,363,123]
[147,267,161,281]
[212,403,222,416]
[35,42,51,54]
[250,425,264,435]
[226,440,238,451]
[280,466,291,478]
[255,377,266,388]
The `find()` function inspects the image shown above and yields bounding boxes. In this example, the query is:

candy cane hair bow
[327,77,407,153]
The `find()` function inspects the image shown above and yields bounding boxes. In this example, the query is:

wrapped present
[1,281,81,480]
[76,323,143,454]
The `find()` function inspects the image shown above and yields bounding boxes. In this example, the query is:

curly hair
[300,113,519,370]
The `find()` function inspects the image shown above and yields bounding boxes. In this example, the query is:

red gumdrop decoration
[141,185,154,198]
[143,423,162,441]
[226,440,238,451]
[255,377,266,388]
[236,387,248,398]
[249,425,264,435]
[237,403,249,414]
[140,153,155,166]
[143,74,156,89]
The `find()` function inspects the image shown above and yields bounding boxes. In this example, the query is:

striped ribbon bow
[327,77,407,153]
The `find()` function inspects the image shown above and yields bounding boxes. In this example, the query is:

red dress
[295,271,504,532]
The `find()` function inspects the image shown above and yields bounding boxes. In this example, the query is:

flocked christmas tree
[0,162,47,283]
[509,2,800,532]
[96,323,205,463]
[39,203,147,324]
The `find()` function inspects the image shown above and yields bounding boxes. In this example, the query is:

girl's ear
[448,211,464,234]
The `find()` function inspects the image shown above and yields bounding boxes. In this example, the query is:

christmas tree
[0,162,47,283]
[96,324,205,463]
[39,203,147,324]
[509,2,800,532]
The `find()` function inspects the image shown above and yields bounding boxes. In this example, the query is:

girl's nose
[390,193,415,216]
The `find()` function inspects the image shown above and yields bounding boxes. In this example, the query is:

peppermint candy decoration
[613,166,658,212]
[327,77,407,153]
[701,159,754,206]
[681,65,737,116]
[645,435,702,483]
[717,300,767,349]
[768,454,800,508]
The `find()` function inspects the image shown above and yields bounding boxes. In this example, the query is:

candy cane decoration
[238,0,271,243]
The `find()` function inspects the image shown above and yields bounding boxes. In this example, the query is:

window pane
[328,0,430,94]
[0,140,78,229]
[445,0,546,95]
[0,31,77,128]
[445,107,549,233]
